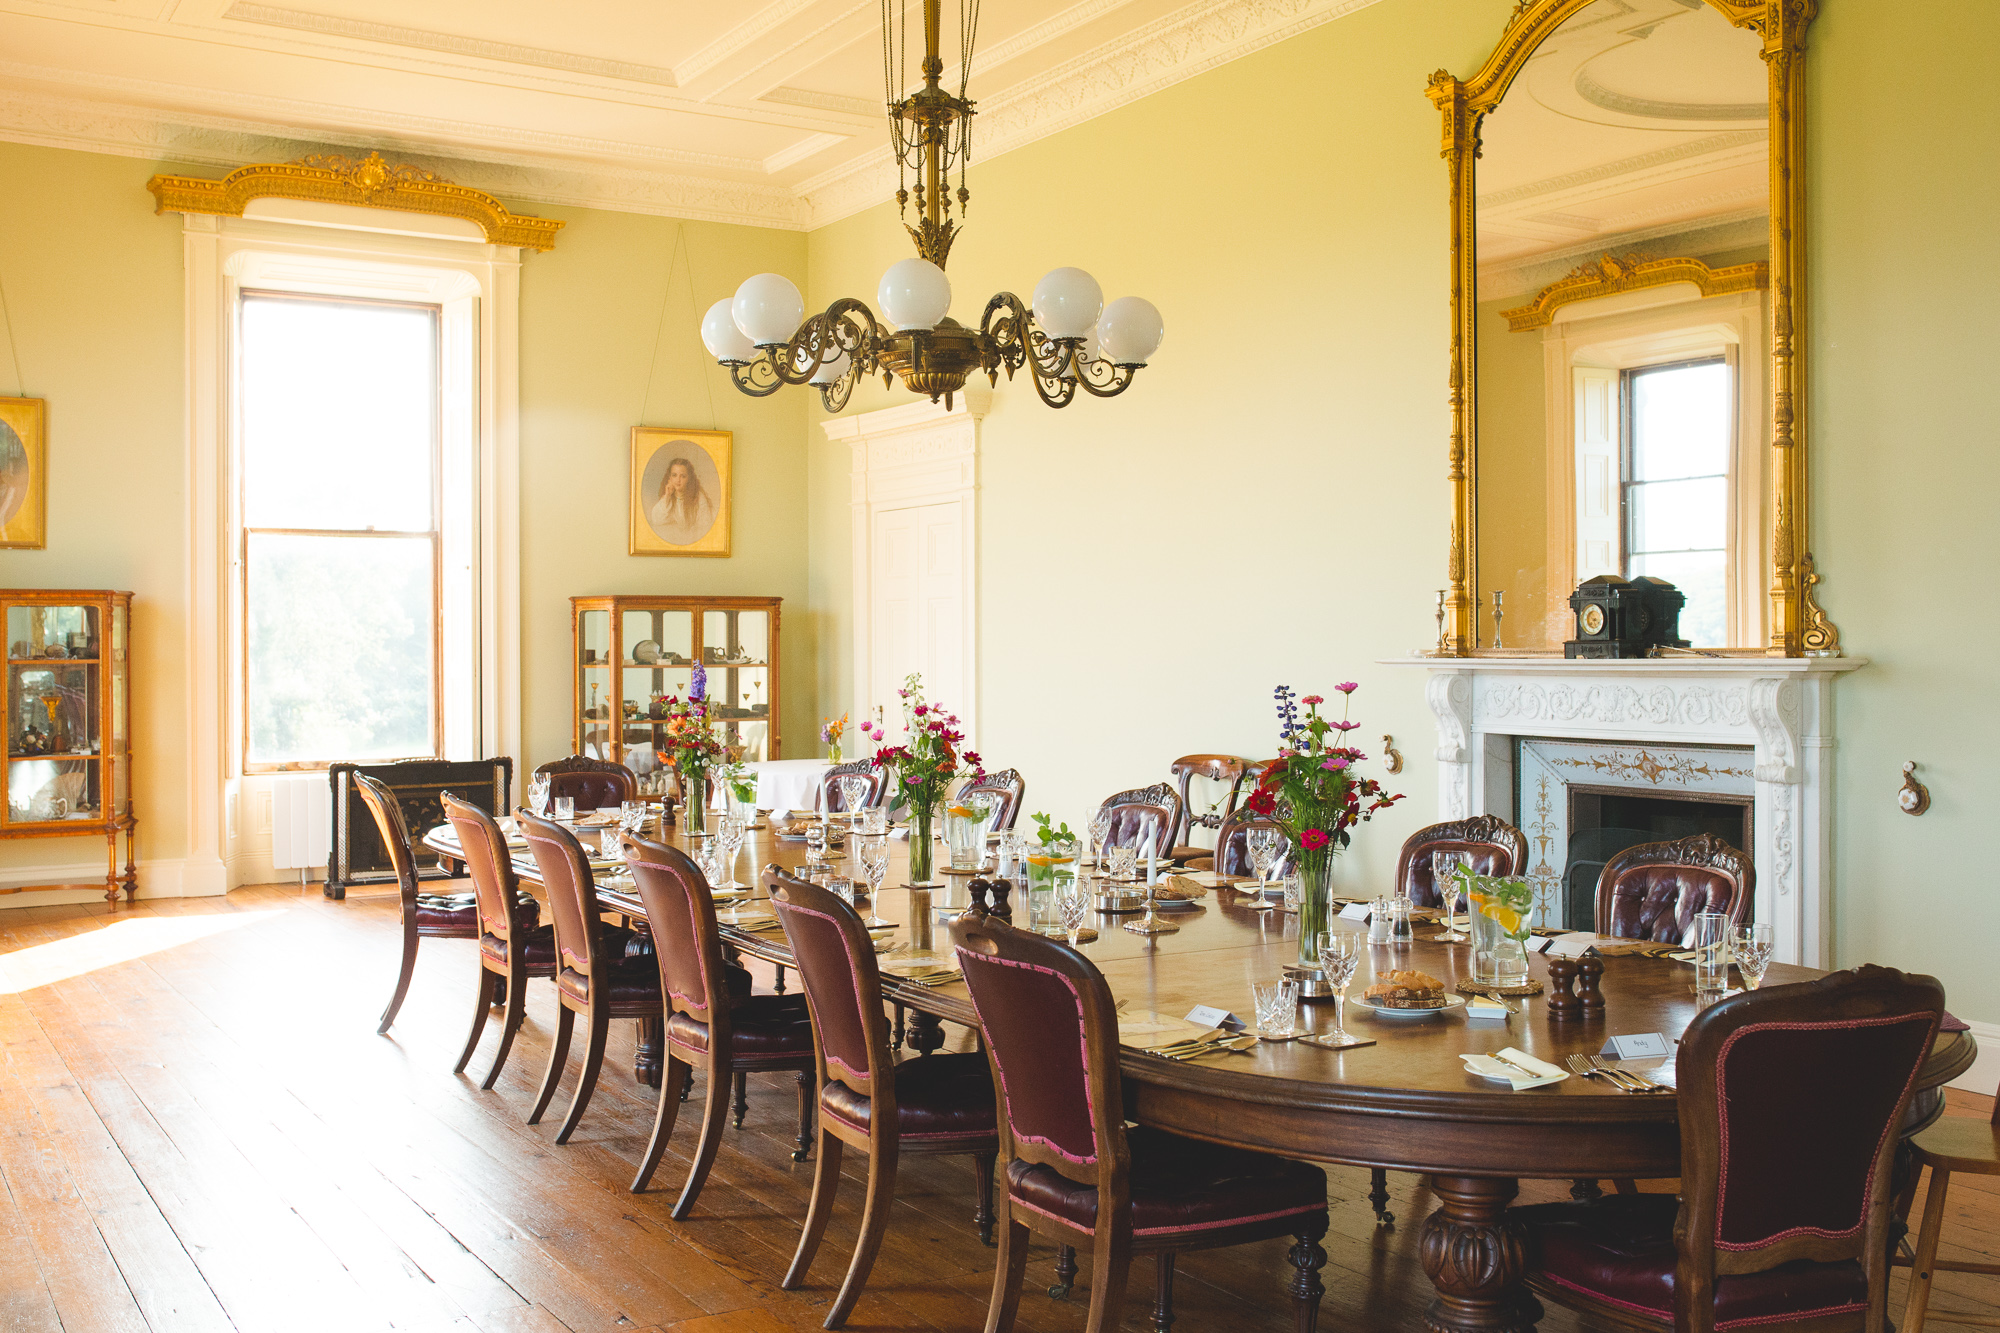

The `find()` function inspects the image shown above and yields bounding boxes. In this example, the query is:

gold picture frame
[0,397,47,550]
[630,427,732,557]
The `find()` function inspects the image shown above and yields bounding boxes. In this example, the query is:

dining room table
[423,814,1976,1333]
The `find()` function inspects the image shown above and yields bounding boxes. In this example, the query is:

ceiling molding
[799,0,1390,228]
[1476,129,1766,210]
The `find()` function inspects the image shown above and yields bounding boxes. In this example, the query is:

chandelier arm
[977,292,1031,378]
[1074,359,1137,398]
[1026,366,1079,409]
[819,359,858,413]
[728,357,787,398]
[1026,328,1077,380]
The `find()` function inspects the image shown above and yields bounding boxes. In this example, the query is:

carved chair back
[517,810,615,988]
[534,754,637,813]
[1096,782,1182,856]
[817,759,888,814]
[768,867,893,1107]
[354,772,424,915]
[1211,811,1291,880]
[441,791,528,946]
[1671,964,1944,1333]
[621,833,734,1045]
[950,915,1129,1219]
[1596,832,1753,944]
[1168,754,1248,850]
[1396,815,1529,909]
[960,768,1027,831]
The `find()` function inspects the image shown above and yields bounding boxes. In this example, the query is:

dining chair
[1594,831,1754,944]
[623,840,816,1217]
[768,867,999,1329]
[1166,754,1247,859]
[1511,963,1944,1333]
[959,767,1027,831]
[1892,1069,2000,1331]
[516,809,656,1144]
[1209,810,1292,880]
[534,754,638,812]
[1095,782,1182,859]
[1396,814,1528,909]
[355,772,542,1037]
[440,792,555,1088]
[949,914,1330,1333]
[817,759,888,814]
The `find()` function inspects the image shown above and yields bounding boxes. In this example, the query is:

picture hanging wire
[0,266,24,397]
[639,222,719,432]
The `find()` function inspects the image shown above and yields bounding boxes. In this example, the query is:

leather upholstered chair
[534,754,637,812]
[1595,832,1753,944]
[355,772,541,1037]
[1512,964,1945,1333]
[1095,783,1183,859]
[950,914,1330,1333]
[517,810,656,1143]
[959,767,1026,831]
[623,840,816,1217]
[441,792,555,1088]
[1397,815,1529,909]
[769,868,999,1329]
[817,759,888,814]
[1166,755,1248,859]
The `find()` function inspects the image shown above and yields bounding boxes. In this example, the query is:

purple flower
[1335,681,1359,694]
[690,664,708,702]
[1320,757,1350,771]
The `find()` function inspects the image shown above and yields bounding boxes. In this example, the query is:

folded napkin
[1461,1047,1567,1091]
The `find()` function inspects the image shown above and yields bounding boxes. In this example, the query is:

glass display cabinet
[2,589,136,901]
[570,595,782,772]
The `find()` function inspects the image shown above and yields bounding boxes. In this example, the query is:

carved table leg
[1568,1179,1603,1201]
[634,1016,663,1088]
[1417,1176,1541,1333]
[904,1009,946,1056]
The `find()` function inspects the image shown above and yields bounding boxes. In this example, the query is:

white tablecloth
[709,758,833,812]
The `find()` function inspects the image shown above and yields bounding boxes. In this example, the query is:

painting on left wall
[0,398,45,550]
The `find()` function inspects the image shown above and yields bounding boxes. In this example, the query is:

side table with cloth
[707,759,835,813]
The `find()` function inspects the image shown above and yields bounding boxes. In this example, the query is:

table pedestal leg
[1418,1176,1540,1333]
[904,1009,946,1055]
[634,1016,663,1088]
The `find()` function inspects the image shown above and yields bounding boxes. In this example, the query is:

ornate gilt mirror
[1429,0,1836,656]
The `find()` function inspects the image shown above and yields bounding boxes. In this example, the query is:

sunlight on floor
[0,910,282,994]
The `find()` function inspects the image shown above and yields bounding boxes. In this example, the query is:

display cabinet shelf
[2,589,136,901]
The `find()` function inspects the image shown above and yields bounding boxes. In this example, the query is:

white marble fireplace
[1399,656,1864,968]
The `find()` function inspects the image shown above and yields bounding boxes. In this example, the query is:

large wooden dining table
[426,818,1976,1333]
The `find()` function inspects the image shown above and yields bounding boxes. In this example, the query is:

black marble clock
[1565,574,1690,658]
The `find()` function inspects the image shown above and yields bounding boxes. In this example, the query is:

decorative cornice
[1475,130,1765,210]
[1500,252,1769,331]
[147,152,566,250]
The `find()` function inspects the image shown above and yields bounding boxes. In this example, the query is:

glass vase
[1295,847,1332,968]
[908,802,934,883]
[684,771,707,835]
[828,741,842,763]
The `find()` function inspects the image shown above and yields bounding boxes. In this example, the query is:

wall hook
[1382,734,1404,775]
[1898,761,1930,816]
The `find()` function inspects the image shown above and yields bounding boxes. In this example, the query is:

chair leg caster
[1047,1284,1071,1301]
[1370,1167,1394,1226]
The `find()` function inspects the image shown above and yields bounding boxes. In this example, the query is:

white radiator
[270,775,331,872]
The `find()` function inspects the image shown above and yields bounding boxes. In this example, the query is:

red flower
[1245,789,1276,816]
[1301,828,1329,851]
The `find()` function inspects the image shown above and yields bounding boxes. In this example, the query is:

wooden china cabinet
[569,595,782,770]
[1,589,136,901]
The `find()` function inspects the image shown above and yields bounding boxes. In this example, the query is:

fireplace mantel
[1390,656,1866,969]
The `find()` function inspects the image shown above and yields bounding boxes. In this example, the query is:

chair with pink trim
[768,867,999,1330]
[1511,963,1944,1333]
[948,911,1329,1333]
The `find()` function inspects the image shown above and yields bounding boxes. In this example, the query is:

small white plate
[1461,1054,1568,1086]
[1349,993,1468,1020]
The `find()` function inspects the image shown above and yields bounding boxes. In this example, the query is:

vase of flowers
[870,674,982,884]
[1244,683,1404,969]
[822,712,848,764]
[660,665,724,835]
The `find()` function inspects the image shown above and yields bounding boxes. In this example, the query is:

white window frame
[181,204,522,891]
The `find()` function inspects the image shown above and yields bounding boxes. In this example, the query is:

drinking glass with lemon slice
[1466,870,1533,987]
[943,792,996,870]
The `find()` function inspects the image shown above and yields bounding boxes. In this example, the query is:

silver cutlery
[1589,1054,1669,1092]
[1144,1028,1227,1054]
[1492,1052,1547,1080]
[1567,1053,1639,1091]
[1165,1035,1256,1061]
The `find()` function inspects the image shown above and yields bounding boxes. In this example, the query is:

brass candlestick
[1492,589,1505,650]
[1434,590,1447,654]
[1123,880,1179,936]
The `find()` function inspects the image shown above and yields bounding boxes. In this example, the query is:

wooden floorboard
[1,884,1997,1331]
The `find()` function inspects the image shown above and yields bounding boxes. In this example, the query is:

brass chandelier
[701,0,1164,412]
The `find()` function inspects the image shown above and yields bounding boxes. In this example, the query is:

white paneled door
[871,501,966,727]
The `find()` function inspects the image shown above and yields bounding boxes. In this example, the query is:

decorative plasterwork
[1501,252,1770,331]
[148,153,566,250]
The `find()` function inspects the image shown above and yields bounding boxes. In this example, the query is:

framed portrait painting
[630,427,731,557]
[0,397,46,550]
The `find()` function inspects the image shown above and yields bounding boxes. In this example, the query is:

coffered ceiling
[0,0,1384,229]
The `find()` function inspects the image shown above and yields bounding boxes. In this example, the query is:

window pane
[1631,551,1727,647]
[247,534,434,764]
[1630,361,1729,481]
[1628,476,1727,554]
[241,297,437,531]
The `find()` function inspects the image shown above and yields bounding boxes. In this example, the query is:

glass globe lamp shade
[1098,296,1165,366]
[807,348,851,386]
[733,273,805,348]
[702,298,758,364]
[1032,267,1103,340]
[878,258,952,331]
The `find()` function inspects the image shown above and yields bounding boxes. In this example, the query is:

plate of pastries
[1349,969,1466,1018]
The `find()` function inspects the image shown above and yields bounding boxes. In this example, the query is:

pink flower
[1320,757,1349,772]
[1301,829,1329,851]
[1331,720,1359,732]
[1336,681,1359,694]
[1301,695,1324,706]
[913,704,929,716]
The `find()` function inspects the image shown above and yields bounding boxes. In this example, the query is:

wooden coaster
[1033,926,1099,943]
[1456,978,1545,998]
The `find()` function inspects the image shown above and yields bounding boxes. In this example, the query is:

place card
[1338,902,1371,923]
[1527,935,1557,954]
[1184,1004,1245,1032]
[1601,1032,1670,1060]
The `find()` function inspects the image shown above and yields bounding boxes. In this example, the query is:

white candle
[1143,828,1158,884]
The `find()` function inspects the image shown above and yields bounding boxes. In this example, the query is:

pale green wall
[1475,294,1550,648]
[806,0,2000,1022]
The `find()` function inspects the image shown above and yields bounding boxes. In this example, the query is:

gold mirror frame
[1427,0,1837,657]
